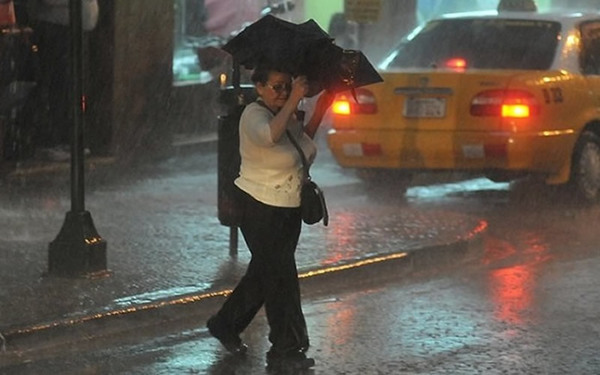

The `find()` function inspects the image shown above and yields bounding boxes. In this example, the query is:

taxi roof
[419,10,600,73]
[438,9,600,27]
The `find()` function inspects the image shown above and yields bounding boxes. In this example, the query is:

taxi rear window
[385,19,561,70]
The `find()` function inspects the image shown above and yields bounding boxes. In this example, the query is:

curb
[0,133,218,181]
[0,229,485,363]
[3,156,118,180]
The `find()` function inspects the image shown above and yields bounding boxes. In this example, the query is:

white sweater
[235,101,317,208]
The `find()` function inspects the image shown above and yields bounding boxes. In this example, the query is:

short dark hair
[250,66,271,84]
[250,64,293,84]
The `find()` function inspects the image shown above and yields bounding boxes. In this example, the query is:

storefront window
[173,0,211,85]
[172,0,263,86]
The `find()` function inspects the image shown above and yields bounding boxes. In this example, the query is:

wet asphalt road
[0,142,480,330]
[3,156,600,374]
[4,232,600,374]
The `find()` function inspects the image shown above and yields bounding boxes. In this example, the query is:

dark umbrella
[221,15,382,92]
[222,15,330,72]
[300,40,383,93]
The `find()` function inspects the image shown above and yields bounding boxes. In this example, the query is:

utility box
[217,84,256,227]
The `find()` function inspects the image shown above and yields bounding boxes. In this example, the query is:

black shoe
[266,349,315,371]
[206,315,248,355]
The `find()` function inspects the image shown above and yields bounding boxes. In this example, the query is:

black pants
[215,188,309,353]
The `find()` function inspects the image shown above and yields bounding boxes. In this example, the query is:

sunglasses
[266,83,292,94]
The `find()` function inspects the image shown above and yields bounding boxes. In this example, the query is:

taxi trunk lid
[355,70,525,133]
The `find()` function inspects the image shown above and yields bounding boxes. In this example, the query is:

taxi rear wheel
[356,169,413,195]
[569,131,600,203]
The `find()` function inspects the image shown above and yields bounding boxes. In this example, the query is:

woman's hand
[289,76,309,104]
[268,76,308,143]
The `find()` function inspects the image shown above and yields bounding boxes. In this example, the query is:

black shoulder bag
[286,130,329,226]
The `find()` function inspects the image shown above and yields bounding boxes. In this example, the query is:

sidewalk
[0,136,487,357]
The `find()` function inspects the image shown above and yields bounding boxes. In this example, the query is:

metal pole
[229,227,238,257]
[70,0,84,212]
[48,0,107,277]
[230,60,241,256]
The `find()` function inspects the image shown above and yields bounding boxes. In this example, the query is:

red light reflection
[323,211,359,265]
[325,298,357,346]
[486,232,549,325]
[482,236,516,265]
[489,265,533,324]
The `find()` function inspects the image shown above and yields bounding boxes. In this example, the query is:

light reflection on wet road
[3,155,600,373]
[10,251,599,374]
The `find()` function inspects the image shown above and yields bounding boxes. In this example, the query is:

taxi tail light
[332,88,377,115]
[445,57,467,72]
[361,143,382,156]
[470,90,540,118]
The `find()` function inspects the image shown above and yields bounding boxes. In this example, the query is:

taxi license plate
[403,98,446,118]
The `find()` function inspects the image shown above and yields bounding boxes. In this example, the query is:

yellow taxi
[327,8,600,202]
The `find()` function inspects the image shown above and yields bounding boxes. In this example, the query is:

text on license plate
[403,97,446,118]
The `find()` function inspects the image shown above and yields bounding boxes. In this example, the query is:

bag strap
[254,100,311,180]
[285,129,311,181]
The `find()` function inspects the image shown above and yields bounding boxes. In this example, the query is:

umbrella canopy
[222,15,330,72]
[222,15,382,92]
[301,41,383,93]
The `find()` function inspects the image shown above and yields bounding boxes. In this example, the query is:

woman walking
[207,64,333,371]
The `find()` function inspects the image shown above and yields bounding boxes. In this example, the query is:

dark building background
[10,0,600,165]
